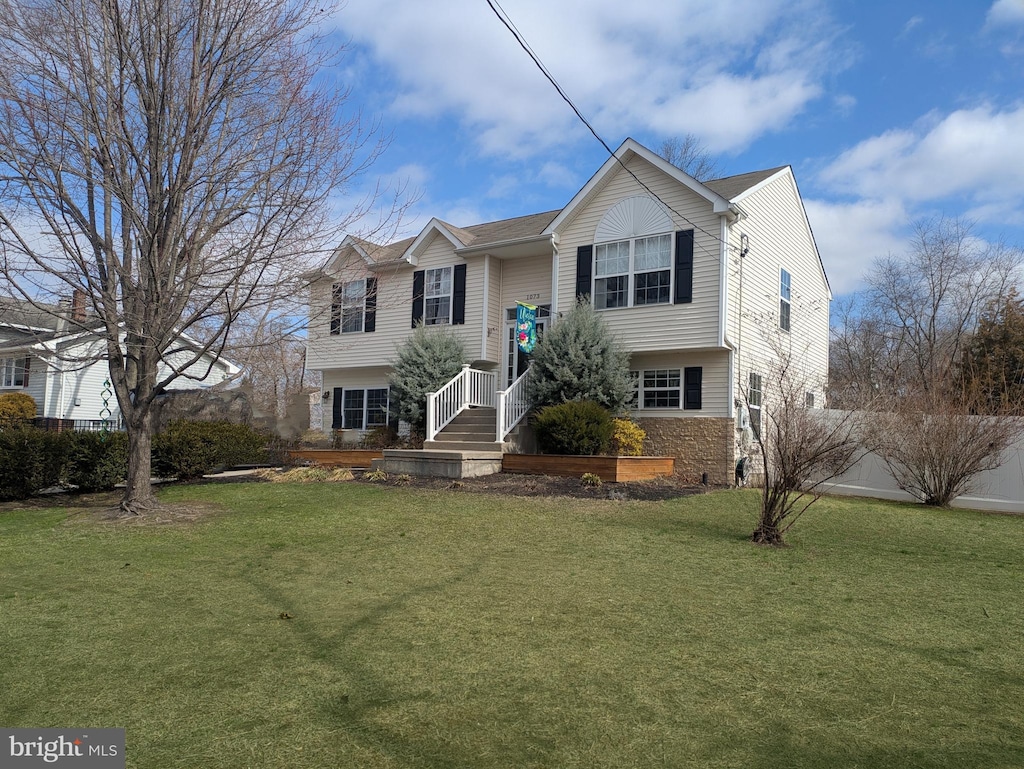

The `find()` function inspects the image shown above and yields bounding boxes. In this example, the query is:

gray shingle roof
[352,165,786,261]
[0,297,62,331]
[704,167,788,201]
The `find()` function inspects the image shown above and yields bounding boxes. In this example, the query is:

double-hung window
[779,269,792,332]
[331,280,366,334]
[594,234,672,310]
[633,234,672,305]
[0,357,28,388]
[594,241,630,309]
[748,372,763,438]
[339,387,389,430]
[424,267,452,325]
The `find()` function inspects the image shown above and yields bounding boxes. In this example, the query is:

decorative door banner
[516,301,538,353]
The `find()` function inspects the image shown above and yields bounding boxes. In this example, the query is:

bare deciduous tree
[657,134,722,182]
[833,217,1021,401]
[743,340,864,547]
[0,0,388,513]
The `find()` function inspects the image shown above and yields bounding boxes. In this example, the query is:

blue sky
[327,0,1024,297]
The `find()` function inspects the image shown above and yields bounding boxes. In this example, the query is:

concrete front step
[434,430,496,442]
[423,439,505,452]
[377,449,503,478]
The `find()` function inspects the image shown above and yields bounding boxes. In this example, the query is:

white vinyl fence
[821,414,1024,514]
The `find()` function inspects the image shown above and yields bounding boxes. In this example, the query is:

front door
[505,305,549,386]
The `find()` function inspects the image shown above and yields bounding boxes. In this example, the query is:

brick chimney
[71,288,87,322]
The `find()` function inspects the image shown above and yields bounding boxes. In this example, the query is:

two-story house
[305,138,831,483]
[0,294,240,428]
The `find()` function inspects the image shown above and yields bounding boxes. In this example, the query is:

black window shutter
[575,245,593,301]
[674,230,694,304]
[330,284,341,335]
[23,356,30,388]
[452,264,467,325]
[364,277,377,333]
[331,388,344,429]
[683,366,702,410]
[411,270,424,327]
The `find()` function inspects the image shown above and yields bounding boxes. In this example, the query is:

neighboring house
[0,295,240,428]
[305,138,831,483]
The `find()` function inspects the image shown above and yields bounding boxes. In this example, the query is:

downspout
[549,237,559,319]
[480,254,491,361]
[719,216,736,417]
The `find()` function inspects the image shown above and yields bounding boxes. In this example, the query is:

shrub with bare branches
[865,389,1023,507]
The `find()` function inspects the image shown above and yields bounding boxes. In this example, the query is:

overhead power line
[484,0,737,258]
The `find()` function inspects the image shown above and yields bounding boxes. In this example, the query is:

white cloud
[986,0,1024,27]
[819,105,1024,213]
[334,0,844,158]
[804,198,911,295]
[900,15,924,36]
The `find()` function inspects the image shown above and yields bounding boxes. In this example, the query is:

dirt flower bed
[354,471,710,502]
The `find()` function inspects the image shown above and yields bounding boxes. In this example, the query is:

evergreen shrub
[65,431,128,492]
[532,400,613,455]
[388,323,466,434]
[0,427,65,500]
[527,300,633,411]
[153,420,270,480]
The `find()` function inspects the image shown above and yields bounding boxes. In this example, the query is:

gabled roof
[543,138,735,235]
[322,140,828,291]
[704,166,789,202]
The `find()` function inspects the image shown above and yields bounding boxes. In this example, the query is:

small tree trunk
[751,521,785,546]
[752,488,787,546]
[121,406,157,515]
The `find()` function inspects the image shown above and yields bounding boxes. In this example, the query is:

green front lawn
[1,483,1022,768]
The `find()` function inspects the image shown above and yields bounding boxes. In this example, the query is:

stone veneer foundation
[635,416,735,485]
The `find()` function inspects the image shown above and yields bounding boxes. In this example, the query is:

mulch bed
[350,471,712,502]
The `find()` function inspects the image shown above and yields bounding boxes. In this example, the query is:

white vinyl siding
[557,155,723,351]
[724,172,830,400]
[303,230,548,370]
[627,351,729,417]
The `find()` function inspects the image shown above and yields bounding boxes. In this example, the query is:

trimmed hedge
[0,427,67,500]
[64,431,129,493]
[152,420,270,481]
[0,420,270,500]
[532,400,614,456]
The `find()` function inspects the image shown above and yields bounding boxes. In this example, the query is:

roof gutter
[455,232,557,258]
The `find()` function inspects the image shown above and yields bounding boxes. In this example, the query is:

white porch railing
[425,364,498,442]
[496,366,531,442]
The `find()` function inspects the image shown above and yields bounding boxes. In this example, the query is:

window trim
[748,372,763,438]
[593,233,673,310]
[0,357,29,388]
[334,386,390,430]
[628,366,702,411]
[424,266,453,326]
[779,268,792,332]
[331,280,367,335]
